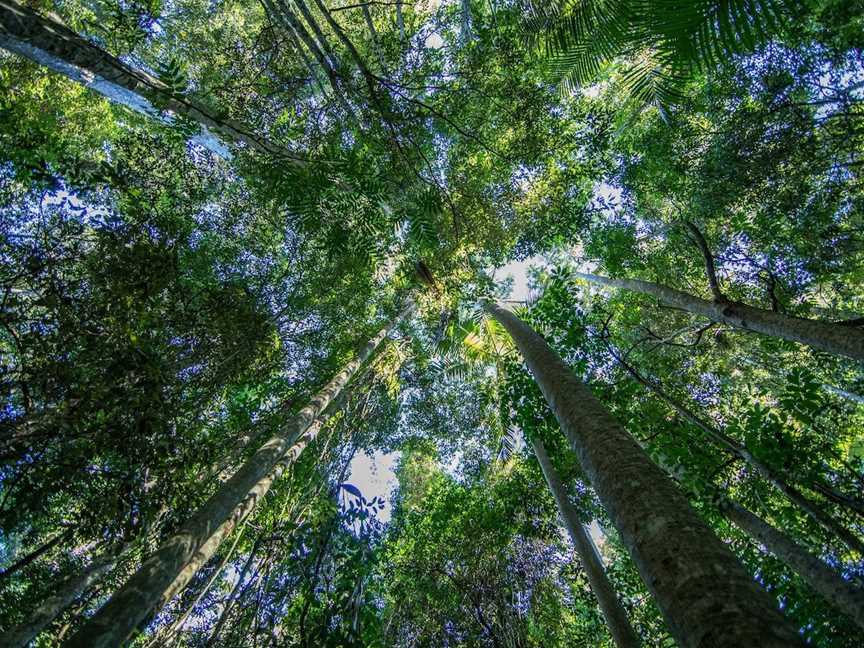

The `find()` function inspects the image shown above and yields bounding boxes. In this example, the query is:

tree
[484,301,803,647]
[532,436,640,648]
[574,271,864,361]
[67,302,412,647]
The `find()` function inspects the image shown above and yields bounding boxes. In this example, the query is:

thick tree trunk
[574,272,864,361]
[0,547,119,648]
[485,302,803,648]
[719,497,864,631]
[614,354,864,556]
[532,437,640,648]
[67,304,412,647]
[0,0,302,161]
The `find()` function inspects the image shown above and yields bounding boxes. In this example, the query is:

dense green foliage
[0,0,862,646]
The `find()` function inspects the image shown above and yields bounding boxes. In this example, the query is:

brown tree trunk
[67,303,412,647]
[719,497,864,631]
[574,272,864,361]
[532,437,640,648]
[0,0,302,161]
[485,302,803,648]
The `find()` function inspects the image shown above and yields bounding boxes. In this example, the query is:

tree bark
[67,303,412,647]
[612,352,864,556]
[574,272,864,361]
[485,302,803,648]
[532,437,640,648]
[0,0,303,161]
[0,547,120,648]
[719,497,864,631]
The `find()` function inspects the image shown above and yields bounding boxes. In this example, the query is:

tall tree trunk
[574,272,864,361]
[0,0,302,161]
[611,352,864,555]
[395,1,404,41]
[0,529,69,583]
[532,437,640,648]
[0,546,121,648]
[204,535,264,648]
[719,497,864,631]
[460,0,473,43]
[67,303,412,647]
[823,384,864,405]
[484,302,803,648]
[144,523,248,648]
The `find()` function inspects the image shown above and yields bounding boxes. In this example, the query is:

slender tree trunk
[144,524,247,648]
[67,303,412,647]
[823,385,864,405]
[204,535,264,648]
[0,547,120,648]
[264,0,352,113]
[612,353,864,555]
[574,272,864,361]
[460,0,473,43]
[395,1,404,41]
[484,302,803,648]
[0,529,69,583]
[532,437,640,648]
[0,0,302,161]
[719,497,864,631]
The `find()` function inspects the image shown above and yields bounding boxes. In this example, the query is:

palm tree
[521,0,793,107]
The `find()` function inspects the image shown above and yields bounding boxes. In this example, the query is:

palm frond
[522,0,794,108]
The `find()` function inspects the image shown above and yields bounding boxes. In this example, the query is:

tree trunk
[574,272,864,361]
[0,0,301,161]
[532,437,640,648]
[823,385,864,405]
[204,535,264,648]
[144,524,248,648]
[460,0,473,43]
[485,302,803,648]
[67,303,412,647]
[719,497,864,631]
[0,529,69,583]
[0,547,120,648]
[395,1,404,41]
[613,353,864,555]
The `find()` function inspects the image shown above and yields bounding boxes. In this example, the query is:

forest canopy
[0,0,863,646]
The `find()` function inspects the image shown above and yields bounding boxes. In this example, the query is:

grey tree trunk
[67,303,412,647]
[485,302,803,648]
[532,437,640,648]
[719,497,864,631]
[0,0,302,161]
[614,354,864,556]
[574,272,864,361]
[0,547,120,648]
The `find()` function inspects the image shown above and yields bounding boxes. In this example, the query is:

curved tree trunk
[574,272,864,361]
[532,437,640,648]
[0,546,121,648]
[484,302,803,648]
[612,353,864,556]
[719,497,864,631]
[0,0,302,161]
[67,303,413,647]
